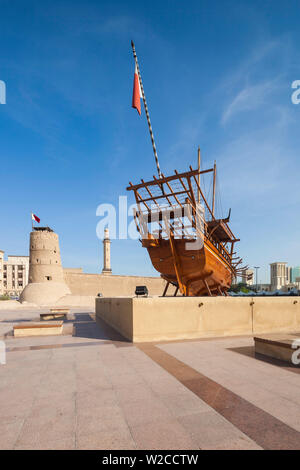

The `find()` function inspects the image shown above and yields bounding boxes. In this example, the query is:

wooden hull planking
[142,237,233,296]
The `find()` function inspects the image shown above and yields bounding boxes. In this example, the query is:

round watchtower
[20,227,70,305]
[28,227,64,283]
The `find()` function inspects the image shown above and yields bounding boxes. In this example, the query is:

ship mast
[212,161,216,216]
[197,147,201,204]
[131,40,162,179]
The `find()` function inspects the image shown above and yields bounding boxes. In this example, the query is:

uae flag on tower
[31,213,40,224]
[132,64,142,115]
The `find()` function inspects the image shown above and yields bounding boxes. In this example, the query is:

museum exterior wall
[64,272,166,297]
[96,296,300,342]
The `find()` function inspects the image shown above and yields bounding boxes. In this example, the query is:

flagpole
[31,211,33,231]
[131,40,162,179]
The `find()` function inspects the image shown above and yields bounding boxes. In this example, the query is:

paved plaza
[0,307,299,450]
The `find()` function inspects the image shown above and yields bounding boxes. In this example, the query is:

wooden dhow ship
[128,41,245,296]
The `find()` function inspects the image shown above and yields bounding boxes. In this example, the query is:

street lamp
[254,266,260,293]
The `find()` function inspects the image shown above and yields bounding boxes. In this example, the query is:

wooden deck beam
[127,168,214,191]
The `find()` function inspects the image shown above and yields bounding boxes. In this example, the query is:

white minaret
[102,228,112,275]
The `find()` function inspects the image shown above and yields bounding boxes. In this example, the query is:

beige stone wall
[63,268,83,274]
[64,272,166,297]
[96,296,300,342]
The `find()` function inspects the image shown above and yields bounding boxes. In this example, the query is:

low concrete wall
[96,296,300,342]
[98,298,134,341]
[64,272,166,297]
[254,336,297,363]
[253,298,300,334]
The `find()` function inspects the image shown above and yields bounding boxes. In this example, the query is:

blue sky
[0,0,299,283]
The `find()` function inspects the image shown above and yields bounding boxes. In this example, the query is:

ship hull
[142,237,233,296]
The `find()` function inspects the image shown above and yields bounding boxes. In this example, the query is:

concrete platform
[40,308,70,321]
[14,321,64,337]
[96,296,300,342]
[40,314,67,321]
[50,307,70,314]
[254,333,300,364]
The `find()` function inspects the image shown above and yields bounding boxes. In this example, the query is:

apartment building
[0,250,4,296]
[2,254,29,297]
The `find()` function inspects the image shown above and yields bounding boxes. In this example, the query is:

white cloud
[221,79,279,124]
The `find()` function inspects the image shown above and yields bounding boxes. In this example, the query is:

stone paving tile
[30,395,76,418]
[76,388,116,410]
[0,391,35,420]
[135,366,172,383]
[114,383,158,405]
[178,411,257,450]
[130,419,199,450]
[108,371,146,389]
[15,437,76,450]
[76,404,128,436]
[76,365,108,377]
[15,414,76,447]
[76,376,112,393]
[205,437,262,450]
[0,418,25,450]
[77,428,136,450]
[227,382,291,407]
[40,375,77,388]
[144,374,188,396]
[37,383,77,399]
[76,360,106,370]
[0,381,38,398]
[159,391,212,417]
[120,398,174,428]
[249,396,300,432]
[260,380,300,406]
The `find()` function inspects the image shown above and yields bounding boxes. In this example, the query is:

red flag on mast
[31,213,40,223]
[132,64,142,115]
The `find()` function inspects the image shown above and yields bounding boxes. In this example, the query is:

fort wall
[63,272,166,297]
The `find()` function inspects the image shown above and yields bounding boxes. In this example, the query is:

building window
[46,276,52,281]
